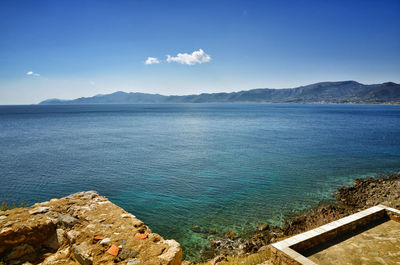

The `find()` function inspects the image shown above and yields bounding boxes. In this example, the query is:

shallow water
[0,103,399,260]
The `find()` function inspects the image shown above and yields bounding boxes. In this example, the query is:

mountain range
[39,81,400,105]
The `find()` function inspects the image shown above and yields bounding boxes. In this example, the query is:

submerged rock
[257,223,270,231]
[191,225,201,233]
[224,232,237,240]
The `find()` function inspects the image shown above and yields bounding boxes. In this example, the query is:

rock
[257,223,270,231]
[96,217,107,223]
[28,206,50,215]
[0,191,182,265]
[99,238,111,244]
[72,242,93,265]
[56,229,67,246]
[41,246,70,264]
[66,230,80,243]
[1,227,13,235]
[118,249,139,259]
[127,259,141,265]
[158,240,182,265]
[209,228,217,234]
[191,225,201,233]
[225,232,237,240]
[44,232,60,250]
[211,255,228,264]
[58,215,77,228]
[258,245,269,253]
[7,243,35,260]
[121,213,135,218]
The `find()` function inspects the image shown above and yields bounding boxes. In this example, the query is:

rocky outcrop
[0,191,182,265]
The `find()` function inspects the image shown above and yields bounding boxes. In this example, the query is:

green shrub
[0,201,8,211]
[0,200,29,211]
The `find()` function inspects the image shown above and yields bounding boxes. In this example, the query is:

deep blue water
[1,103,400,260]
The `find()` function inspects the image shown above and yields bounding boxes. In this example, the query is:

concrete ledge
[269,205,400,265]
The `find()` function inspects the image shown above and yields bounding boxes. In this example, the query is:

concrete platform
[269,205,400,265]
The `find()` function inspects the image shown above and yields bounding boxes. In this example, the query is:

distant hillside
[39,81,400,105]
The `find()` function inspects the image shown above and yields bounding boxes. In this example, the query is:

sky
[0,0,399,104]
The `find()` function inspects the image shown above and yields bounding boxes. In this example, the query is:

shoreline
[193,172,400,264]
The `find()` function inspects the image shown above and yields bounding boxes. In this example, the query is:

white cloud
[145,57,160,65]
[26,71,40,77]
[90,81,95,86]
[166,49,211,65]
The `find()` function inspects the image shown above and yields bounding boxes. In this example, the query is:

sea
[1,103,400,260]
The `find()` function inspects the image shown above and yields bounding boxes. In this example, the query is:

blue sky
[0,0,399,104]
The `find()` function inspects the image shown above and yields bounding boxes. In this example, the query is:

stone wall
[0,191,182,265]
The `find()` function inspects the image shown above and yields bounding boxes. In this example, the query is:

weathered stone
[41,246,70,264]
[158,240,182,265]
[118,249,139,259]
[7,243,35,260]
[66,230,80,243]
[28,206,50,215]
[72,242,92,265]
[56,229,67,246]
[44,232,59,250]
[58,215,77,228]
[0,191,182,265]
[99,238,111,244]
[127,259,141,265]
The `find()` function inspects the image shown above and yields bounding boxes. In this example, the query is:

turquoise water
[1,103,400,260]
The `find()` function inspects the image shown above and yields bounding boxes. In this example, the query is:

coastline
[193,172,400,264]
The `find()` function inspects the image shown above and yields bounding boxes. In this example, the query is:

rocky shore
[195,172,400,264]
[1,172,399,265]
